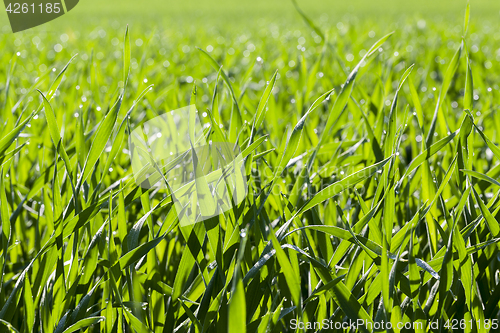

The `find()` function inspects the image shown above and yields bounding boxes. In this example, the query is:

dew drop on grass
[240,229,246,238]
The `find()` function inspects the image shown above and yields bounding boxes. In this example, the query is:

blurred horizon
[0,0,498,34]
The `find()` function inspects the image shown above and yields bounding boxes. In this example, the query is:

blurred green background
[0,0,499,34]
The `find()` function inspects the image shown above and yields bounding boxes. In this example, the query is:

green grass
[0,1,500,332]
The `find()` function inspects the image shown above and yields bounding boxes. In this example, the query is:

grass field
[0,0,500,332]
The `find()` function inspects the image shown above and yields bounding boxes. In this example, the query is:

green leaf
[124,25,131,86]
[252,70,277,132]
[470,183,500,236]
[269,231,301,308]
[228,278,246,333]
[23,275,34,333]
[291,0,325,41]
[78,96,121,187]
[0,113,33,157]
[464,1,470,35]
[426,42,463,146]
[62,317,105,333]
[461,169,500,187]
